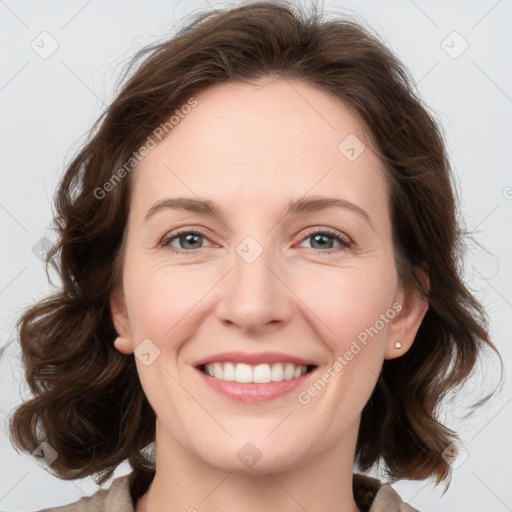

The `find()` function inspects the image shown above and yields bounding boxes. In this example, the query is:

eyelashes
[160,229,212,254]
[159,227,353,255]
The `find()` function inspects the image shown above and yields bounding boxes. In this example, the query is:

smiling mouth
[198,362,317,383]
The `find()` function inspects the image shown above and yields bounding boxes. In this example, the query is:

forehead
[131,78,389,225]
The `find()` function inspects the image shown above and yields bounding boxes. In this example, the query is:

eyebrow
[145,195,372,227]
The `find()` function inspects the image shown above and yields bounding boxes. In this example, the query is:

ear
[110,285,135,355]
[384,270,429,360]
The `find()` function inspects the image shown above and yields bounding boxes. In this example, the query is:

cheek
[295,270,395,425]
[123,261,219,351]
[292,261,397,349]
[329,289,393,351]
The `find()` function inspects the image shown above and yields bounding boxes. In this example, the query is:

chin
[197,440,303,475]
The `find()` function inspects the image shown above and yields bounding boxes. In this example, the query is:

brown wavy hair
[5,0,502,489]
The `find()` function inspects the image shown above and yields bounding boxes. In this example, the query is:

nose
[215,239,294,335]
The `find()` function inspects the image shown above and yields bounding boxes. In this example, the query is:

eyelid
[159,226,353,254]
[159,227,217,249]
[298,226,353,248]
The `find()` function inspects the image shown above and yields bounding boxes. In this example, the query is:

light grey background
[1,1,511,511]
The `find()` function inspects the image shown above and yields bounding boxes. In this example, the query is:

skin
[111,77,429,512]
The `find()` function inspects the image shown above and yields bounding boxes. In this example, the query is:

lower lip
[195,366,316,403]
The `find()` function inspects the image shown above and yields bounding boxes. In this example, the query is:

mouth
[192,351,319,402]
[197,362,318,383]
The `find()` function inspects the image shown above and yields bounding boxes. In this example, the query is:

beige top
[39,471,419,512]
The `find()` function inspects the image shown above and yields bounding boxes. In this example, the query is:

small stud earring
[394,341,402,349]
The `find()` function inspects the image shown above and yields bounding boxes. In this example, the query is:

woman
[7,2,502,511]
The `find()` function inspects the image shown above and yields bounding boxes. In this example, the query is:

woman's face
[111,78,427,474]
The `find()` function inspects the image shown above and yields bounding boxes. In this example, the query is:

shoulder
[371,483,420,511]
[353,472,420,512]
[37,474,134,512]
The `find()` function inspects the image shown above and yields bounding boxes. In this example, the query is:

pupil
[182,234,201,249]
[313,234,332,249]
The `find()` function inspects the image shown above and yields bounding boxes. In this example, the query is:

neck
[140,421,362,512]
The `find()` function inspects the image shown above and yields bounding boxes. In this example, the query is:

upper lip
[194,351,317,367]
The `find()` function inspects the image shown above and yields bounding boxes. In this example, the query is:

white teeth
[203,362,309,383]
[253,364,272,383]
[271,363,284,381]
[223,361,235,381]
[234,363,252,383]
[213,362,223,379]
[283,363,295,380]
